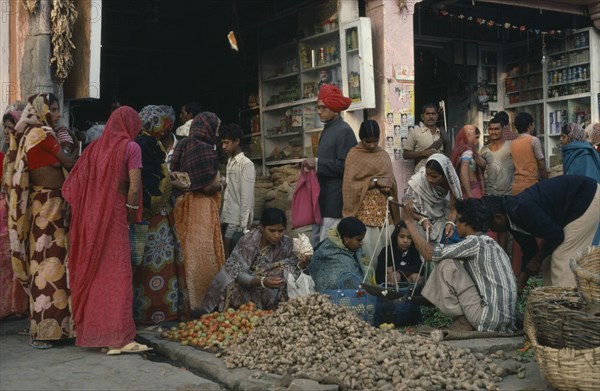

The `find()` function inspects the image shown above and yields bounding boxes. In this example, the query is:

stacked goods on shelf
[253,175,274,222]
[524,246,600,391]
[264,164,300,228]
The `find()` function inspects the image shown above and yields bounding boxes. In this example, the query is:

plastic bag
[287,271,316,298]
[290,170,321,228]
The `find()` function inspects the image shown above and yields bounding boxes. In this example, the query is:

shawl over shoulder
[342,143,399,221]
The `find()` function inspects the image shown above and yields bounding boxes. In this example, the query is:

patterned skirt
[12,187,74,340]
[0,193,28,319]
[133,211,189,324]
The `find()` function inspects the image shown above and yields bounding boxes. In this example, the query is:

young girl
[375,221,422,286]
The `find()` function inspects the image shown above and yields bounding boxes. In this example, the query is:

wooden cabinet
[257,4,375,174]
[501,27,599,168]
[544,27,599,168]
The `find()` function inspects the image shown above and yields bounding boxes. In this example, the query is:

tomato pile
[160,302,272,349]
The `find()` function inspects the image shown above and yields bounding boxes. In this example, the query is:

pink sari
[62,106,142,347]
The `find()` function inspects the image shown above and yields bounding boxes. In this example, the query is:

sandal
[29,340,53,349]
[106,342,152,355]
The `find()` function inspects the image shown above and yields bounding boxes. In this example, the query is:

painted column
[20,0,54,98]
[366,0,420,196]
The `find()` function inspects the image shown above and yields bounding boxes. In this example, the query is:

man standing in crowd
[303,84,356,241]
[403,103,450,173]
[175,102,203,138]
[511,112,547,195]
[482,175,600,292]
[494,111,517,141]
[220,124,255,258]
[480,117,514,252]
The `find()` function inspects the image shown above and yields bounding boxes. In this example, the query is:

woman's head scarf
[585,123,600,146]
[563,123,586,143]
[169,112,220,192]
[139,105,171,138]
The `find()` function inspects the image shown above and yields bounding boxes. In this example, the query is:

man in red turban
[317,84,352,112]
[303,84,357,241]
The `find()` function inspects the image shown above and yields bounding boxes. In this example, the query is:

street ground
[0,318,222,391]
[1,317,557,391]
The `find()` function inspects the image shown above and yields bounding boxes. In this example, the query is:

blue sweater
[561,141,600,183]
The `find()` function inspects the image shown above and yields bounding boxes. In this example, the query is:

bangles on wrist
[125,203,139,210]
[260,276,266,288]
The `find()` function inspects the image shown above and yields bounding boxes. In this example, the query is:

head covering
[450,125,483,191]
[342,140,399,222]
[139,105,171,138]
[158,105,176,133]
[169,112,220,193]
[318,84,351,112]
[136,105,173,216]
[16,94,55,132]
[62,106,142,324]
[2,110,21,152]
[585,123,600,146]
[450,125,477,167]
[563,123,586,142]
[405,154,462,243]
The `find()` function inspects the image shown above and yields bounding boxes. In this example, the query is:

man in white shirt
[220,124,256,257]
[175,102,202,138]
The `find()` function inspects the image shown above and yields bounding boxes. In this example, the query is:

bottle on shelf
[349,71,361,101]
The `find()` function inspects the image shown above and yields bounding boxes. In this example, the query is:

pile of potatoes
[224,294,509,391]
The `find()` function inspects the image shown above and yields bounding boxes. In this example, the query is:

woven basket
[525,293,600,391]
[570,246,600,306]
[527,287,600,349]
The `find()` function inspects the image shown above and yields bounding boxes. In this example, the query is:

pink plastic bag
[291,170,322,228]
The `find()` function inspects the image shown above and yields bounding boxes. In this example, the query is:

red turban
[318,84,352,112]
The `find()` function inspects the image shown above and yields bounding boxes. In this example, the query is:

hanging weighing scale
[359,196,429,301]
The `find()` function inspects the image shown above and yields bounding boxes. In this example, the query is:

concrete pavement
[0,319,223,391]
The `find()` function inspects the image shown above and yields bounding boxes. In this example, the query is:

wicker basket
[570,246,600,305]
[525,295,600,391]
[527,286,600,349]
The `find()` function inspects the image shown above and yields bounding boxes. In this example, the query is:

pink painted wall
[366,0,420,197]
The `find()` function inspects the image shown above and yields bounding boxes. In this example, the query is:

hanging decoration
[50,0,78,83]
[21,0,78,83]
[21,0,38,13]
[432,7,564,38]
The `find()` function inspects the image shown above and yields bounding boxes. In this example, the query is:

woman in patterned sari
[202,208,308,311]
[1,110,29,320]
[7,94,76,348]
[170,112,225,312]
[133,105,189,324]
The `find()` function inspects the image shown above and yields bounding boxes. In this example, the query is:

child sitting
[375,221,423,286]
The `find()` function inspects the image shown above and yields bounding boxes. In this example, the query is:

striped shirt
[432,234,517,333]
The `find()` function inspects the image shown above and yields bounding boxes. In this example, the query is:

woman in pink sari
[63,106,151,355]
[450,125,486,199]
